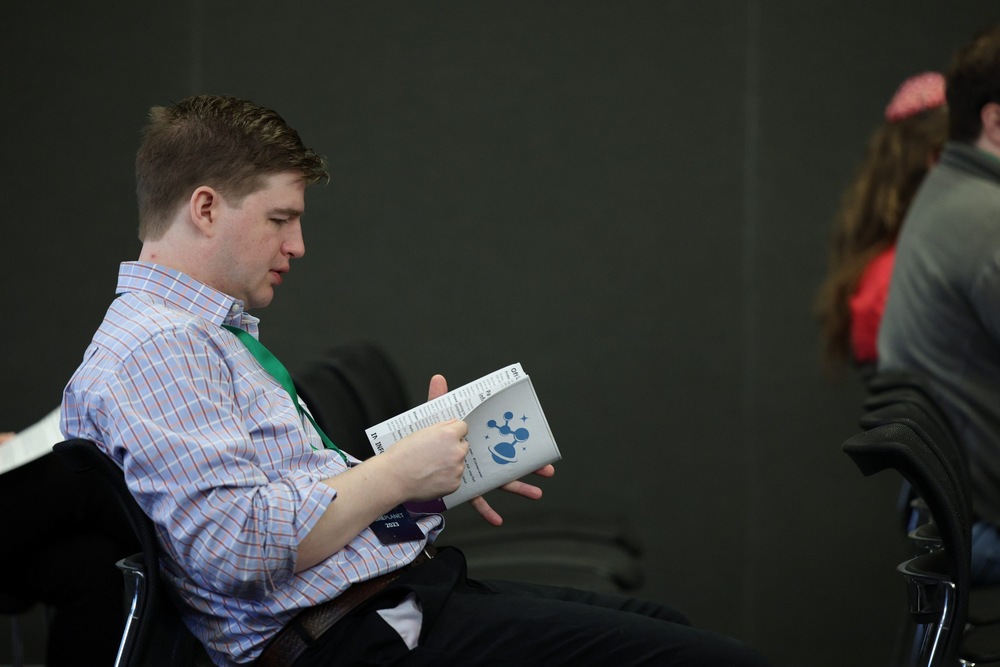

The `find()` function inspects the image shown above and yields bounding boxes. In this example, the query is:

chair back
[860,401,972,518]
[293,341,409,460]
[842,421,972,665]
[863,370,971,533]
[52,438,209,667]
[864,370,959,453]
[865,369,939,402]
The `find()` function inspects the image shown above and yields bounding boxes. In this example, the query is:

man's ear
[189,186,221,237]
[979,102,1000,151]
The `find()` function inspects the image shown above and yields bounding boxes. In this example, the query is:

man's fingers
[427,374,448,401]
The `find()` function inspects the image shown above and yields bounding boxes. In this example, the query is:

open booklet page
[366,363,561,511]
[0,408,62,476]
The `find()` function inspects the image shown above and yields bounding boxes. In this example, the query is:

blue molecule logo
[487,411,530,465]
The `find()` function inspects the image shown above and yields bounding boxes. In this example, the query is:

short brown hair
[135,95,329,241]
[947,23,1000,143]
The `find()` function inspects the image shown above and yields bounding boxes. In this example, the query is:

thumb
[428,374,448,401]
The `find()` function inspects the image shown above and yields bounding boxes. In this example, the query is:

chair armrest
[897,550,954,623]
[115,553,147,667]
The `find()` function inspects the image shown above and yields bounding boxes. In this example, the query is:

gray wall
[2,2,998,665]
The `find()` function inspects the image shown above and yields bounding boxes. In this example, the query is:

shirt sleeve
[102,324,338,600]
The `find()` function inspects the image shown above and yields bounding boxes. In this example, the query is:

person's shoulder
[96,293,226,360]
[903,166,1000,246]
[931,145,1000,209]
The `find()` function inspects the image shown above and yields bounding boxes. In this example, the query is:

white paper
[367,364,561,510]
[0,408,62,476]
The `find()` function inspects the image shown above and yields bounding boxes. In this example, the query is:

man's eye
[270,218,289,225]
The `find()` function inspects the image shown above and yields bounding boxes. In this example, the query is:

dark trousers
[294,548,769,667]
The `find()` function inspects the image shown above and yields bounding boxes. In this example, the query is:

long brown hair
[816,104,948,369]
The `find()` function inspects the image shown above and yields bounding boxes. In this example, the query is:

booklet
[0,408,62,476]
[366,363,561,512]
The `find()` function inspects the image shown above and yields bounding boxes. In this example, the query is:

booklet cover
[366,363,561,511]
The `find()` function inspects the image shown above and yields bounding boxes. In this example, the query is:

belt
[255,546,436,667]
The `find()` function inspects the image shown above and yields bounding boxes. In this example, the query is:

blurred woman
[816,72,948,373]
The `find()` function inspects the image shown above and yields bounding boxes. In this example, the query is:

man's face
[211,171,307,310]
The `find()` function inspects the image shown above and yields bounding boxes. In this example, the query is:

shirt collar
[116,261,260,334]
[941,141,1000,184]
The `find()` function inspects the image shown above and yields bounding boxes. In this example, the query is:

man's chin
[247,290,275,310]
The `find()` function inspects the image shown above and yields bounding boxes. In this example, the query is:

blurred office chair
[863,372,966,476]
[865,369,941,403]
[52,438,211,667]
[843,421,972,666]
[294,340,408,460]
[293,342,645,594]
[861,400,968,539]
[439,506,644,593]
[863,370,963,535]
[863,372,1000,624]
[843,419,1000,666]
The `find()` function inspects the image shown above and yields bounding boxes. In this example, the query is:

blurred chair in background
[846,374,1000,666]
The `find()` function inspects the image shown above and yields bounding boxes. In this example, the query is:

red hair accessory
[885,71,946,122]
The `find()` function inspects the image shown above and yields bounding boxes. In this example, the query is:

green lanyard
[223,325,349,465]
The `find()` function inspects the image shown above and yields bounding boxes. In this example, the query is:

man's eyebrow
[269,207,303,217]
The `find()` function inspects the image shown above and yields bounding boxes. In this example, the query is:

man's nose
[284,222,305,258]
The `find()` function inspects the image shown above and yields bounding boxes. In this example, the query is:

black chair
[844,417,1000,666]
[862,399,969,537]
[864,373,1000,625]
[52,438,211,667]
[865,369,943,404]
[864,372,964,532]
[843,421,971,666]
[0,593,32,667]
[862,379,967,478]
[293,343,645,594]
[437,506,645,593]
[293,340,409,460]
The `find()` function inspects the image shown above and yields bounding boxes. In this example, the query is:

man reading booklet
[61,94,769,666]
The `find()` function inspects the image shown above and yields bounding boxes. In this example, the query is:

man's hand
[469,464,555,526]
[427,374,556,527]
[0,432,15,444]
[382,419,469,502]
[427,374,448,402]
[301,382,468,572]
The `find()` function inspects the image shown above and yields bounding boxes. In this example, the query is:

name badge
[369,504,424,544]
